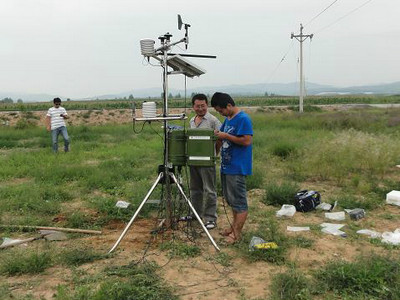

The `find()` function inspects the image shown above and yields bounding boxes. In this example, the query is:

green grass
[0,247,52,276]
[237,218,289,264]
[59,247,106,266]
[269,267,313,300]
[160,241,201,258]
[262,182,300,206]
[316,254,400,299]
[55,262,178,300]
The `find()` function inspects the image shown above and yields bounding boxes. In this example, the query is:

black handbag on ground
[294,190,321,212]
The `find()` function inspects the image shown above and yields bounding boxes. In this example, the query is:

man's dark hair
[211,92,235,108]
[191,93,208,106]
[53,97,62,104]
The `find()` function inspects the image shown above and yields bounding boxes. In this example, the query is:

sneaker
[179,215,194,222]
[205,221,216,230]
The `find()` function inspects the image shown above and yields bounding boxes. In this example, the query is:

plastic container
[186,129,217,167]
[168,129,186,166]
[276,205,296,217]
[386,190,400,206]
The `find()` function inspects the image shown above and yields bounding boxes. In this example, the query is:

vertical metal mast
[291,24,313,113]
[160,33,173,226]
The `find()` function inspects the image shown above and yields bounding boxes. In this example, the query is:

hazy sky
[0,0,399,98]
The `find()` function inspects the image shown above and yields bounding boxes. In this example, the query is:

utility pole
[291,24,313,113]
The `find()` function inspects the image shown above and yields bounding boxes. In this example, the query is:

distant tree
[168,93,173,99]
[175,93,181,98]
[128,94,134,100]
[1,97,13,103]
[264,91,269,97]
[17,99,23,103]
[67,98,71,101]
[191,92,196,98]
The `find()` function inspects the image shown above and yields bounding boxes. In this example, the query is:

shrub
[262,182,299,206]
[271,142,297,159]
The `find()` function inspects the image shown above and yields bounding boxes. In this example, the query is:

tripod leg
[108,172,163,253]
[170,173,220,251]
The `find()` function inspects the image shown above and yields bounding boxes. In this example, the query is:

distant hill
[92,81,400,99]
[0,92,62,103]
[2,81,400,102]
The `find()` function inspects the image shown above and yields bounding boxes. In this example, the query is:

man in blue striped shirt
[46,98,70,153]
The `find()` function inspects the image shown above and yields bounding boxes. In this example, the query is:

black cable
[150,121,164,140]
[133,120,147,134]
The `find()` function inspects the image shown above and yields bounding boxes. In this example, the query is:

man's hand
[214,130,228,140]
[46,126,51,132]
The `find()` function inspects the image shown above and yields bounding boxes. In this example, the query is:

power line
[304,0,339,28]
[266,41,294,84]
[315,0,375,34]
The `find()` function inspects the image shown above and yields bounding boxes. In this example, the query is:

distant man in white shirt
[46,98,70,153]
[188,94,222,229]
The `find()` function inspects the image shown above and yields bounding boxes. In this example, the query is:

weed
[269,267,313,300]
[0,248,52,276]
[59,247,106,266]
[331,193,382,210]
[56,262,178,300]
[238,221,288,264]
[66,211,94,229]
[262,182,299,206]
[160,241,201,258]
[206,251,232,267]
[271,142,297,159]
[291,236,314,249]
[316,254,400,299]
[246,166,264,190]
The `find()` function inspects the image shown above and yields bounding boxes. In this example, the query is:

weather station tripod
[109,15,219,253]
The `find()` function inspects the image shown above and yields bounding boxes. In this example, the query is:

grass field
[0,107,399,300]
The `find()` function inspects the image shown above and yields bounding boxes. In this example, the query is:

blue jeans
[51,126,69,153]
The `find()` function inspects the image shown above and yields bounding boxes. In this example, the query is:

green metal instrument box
[186,129,217,167]
[168,129,186,166]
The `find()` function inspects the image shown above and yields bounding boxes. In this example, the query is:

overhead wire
[304,0,339,28]
[314,0,375,34]
[266,41,295,84]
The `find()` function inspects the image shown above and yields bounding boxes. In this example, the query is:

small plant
[246,167,264,190]
[59,247,106,266]
[271,142,297,159]
[208,252,232,267]
[269,267,313,300]
[160,241,201,258]
[0,249,52,276]
[56,262,178,300]
[263,182,299,206]
[291,236,314,249]
[316,254,400,299]
[66,211,94,229]
[238,222,288,264]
